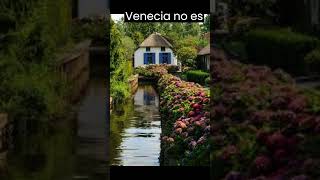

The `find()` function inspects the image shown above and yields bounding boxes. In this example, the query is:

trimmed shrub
[305,48,320,74]
[223,41,248,60]
[185,70,210,85]
[246,28,319,75]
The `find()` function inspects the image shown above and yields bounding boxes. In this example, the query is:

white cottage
[133,33,177,67]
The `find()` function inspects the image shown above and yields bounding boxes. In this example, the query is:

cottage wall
[134,47,177,67]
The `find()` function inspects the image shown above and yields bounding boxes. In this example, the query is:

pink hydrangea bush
[134,64,169,78]
[158,74,210,166]
[211,60,320,179]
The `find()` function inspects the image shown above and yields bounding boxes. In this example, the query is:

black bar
[110,166,211,180]
[110,0,210,14]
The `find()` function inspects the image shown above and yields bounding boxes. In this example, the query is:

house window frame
[146,47,151,52]
[144,53,155,64]
[161,47,165,51]
[159,52,171,64]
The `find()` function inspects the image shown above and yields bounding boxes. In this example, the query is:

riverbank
[110,64,210,166]
[0,47,108,180]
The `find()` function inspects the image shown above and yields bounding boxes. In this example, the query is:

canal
[109,83,161,166]
[1,52,109,180]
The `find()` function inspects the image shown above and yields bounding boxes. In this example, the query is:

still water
[1,77,108,180]
[110,83,161,166]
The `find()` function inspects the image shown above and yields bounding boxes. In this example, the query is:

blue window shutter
[144,53,147,64]
[159,53,163,64]
[152,53,155,64]
[168,53,171,64]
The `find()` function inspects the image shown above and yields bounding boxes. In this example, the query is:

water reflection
[110,83,161,166]
[2,77,108,180]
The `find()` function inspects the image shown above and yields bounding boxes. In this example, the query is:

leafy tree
[183,23,201,37]
[202,15,210,33]
[122,36,135,60]
[222,0,278,20]
[131,31,144,47]
[110,20,125,72]
[123,22,157,39]
[177,46,197,67]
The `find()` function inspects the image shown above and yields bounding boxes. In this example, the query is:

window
[147,55,153,64]
[159,53,171,64]
[146,47,150,51]
[144,53,155,64]
[161,47,165,51]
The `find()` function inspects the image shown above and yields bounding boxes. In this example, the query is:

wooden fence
[56,40,92,102]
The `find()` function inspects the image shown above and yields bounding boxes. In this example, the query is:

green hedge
[305,48,320,73]
[246,28,319,75]
[185,70,210,85]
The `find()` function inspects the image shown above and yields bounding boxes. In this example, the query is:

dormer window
[146,47,150,51]
[161,47,165,51]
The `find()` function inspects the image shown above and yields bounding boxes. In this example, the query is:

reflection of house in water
[143,91,155,105]
[134,85,159,107]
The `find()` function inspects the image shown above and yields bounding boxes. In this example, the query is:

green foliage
[71,17,107,45]
[123,22,157,40]
[224,41,248,60]
[305,48,320,73]
[177,47,198,67]
[110,20,125,72]
[0,0,72,121]
[110,81,130,103]
[110,60,132,102]
[227,16,261,36]
[121,36,135,60]
[303,88,320,114]
[131,31,144,46]
[201,15,210,33]
[223,0,278,19]
[185,70,210,85]
[246,28,319,75]
[205,76,210,86]
[110,20,133,102]
[1,65,69,122]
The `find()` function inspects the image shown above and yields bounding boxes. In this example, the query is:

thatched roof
[198,44,210,55]
[139,32,173,48]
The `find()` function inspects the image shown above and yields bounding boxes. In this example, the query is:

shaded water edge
[1,77,108,180]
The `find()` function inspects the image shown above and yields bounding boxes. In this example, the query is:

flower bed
[134,64,170,78]
[135,64,211,166]
[211,60,320,179]
[158,74,210,166]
